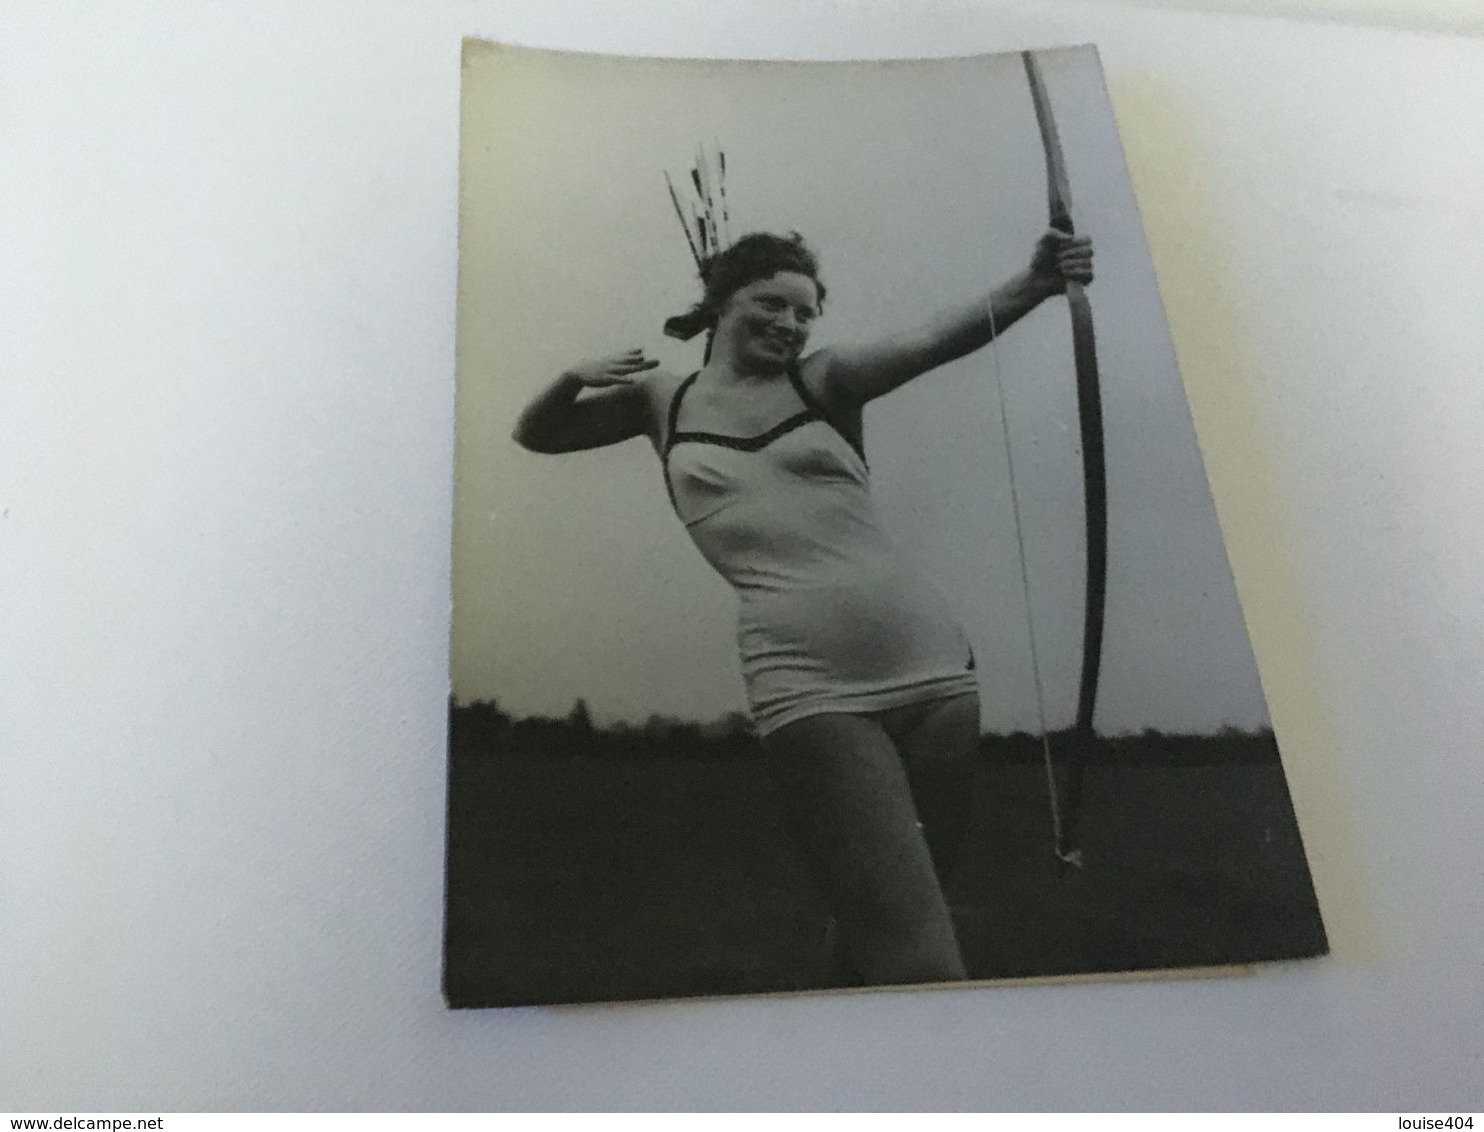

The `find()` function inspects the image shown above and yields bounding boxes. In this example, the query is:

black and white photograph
[445,42,1327,1008]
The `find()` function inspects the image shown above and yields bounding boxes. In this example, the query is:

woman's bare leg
[762,712,967,985]
[880,692,982,884]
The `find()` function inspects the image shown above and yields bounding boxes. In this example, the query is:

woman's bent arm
[512,351,657,454]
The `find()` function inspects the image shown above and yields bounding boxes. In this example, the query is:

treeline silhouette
[449,697,756,759]
[449,698,1281,766]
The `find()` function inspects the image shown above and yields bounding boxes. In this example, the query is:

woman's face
[716,271,820,372]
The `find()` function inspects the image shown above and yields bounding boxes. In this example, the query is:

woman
[514,229,1093,986]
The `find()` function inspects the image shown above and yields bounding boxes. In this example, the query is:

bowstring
[982,297,1064,858]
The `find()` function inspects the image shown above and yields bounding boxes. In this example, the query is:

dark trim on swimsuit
[661,373,699,512]
[661,365,870,514]
[786,362,867,465]
[670,410,818,453]
[663,372,700,461]
[663,367,866,460]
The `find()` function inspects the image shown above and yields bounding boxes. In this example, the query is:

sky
[450,44,1271,736]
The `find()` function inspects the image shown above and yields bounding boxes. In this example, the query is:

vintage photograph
[445,42,1327,1007]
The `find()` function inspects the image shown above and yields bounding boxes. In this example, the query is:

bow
[1021,50,1107,867]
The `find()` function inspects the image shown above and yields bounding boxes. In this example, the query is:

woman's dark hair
[664,231,826,343]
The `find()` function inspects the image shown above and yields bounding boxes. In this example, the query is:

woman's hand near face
[565,349,661,387]
[1028,228,1094,295]
[513,348,661,454]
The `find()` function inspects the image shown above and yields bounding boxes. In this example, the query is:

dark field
[444,716,1327,1008]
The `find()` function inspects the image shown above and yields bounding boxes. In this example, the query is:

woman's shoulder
[634,367,695,410]
[630,367,697,443]
[797,348,859,416]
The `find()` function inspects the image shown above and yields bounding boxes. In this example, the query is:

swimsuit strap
[661,371,701,510]
[662,364,869,512]
[664,371,701,460]
[786,362,867,465]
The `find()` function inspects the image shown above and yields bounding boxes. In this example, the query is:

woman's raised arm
[818,230,1092,409]
[512,350,660,454]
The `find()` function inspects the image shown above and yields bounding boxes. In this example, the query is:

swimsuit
[662,366,978,736]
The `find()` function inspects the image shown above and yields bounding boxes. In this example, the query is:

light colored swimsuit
[662,366,978,736]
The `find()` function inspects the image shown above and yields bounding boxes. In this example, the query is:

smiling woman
[718,271,819,369]
[449,44,1331,1009]
[512,224,1093,985]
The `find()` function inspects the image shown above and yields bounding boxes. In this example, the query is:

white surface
[1103,0,1484,34]
[3,1,1481,1113]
